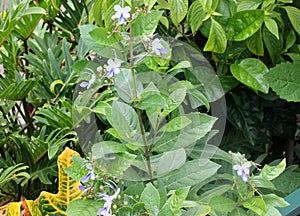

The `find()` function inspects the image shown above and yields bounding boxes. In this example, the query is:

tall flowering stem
[129,11,153,181]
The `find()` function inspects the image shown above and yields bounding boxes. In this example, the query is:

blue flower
[78,184,87,191]
[80,73,96,89]
[151,38,168,55]
[112,5,131,25]
[97,187,120,216]
[81,164,96,183]
[105,58,121,78]
[233,162,251,182]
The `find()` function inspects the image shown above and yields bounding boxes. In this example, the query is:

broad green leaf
[66,200,101,216]
[165,187,190,214]
[168,61,191,72]
[265,63,300,102]
[198,184,232,202]
[162,87,186,116]
[285,29,296,51]
[263,28,284,65]
[243,197,267,215]
[204,18,227,53]
[218,75,239,94]
[181,205,211,216]
[264,16,279,39]
[38,148,82,215]
[272,165,300,194]
[246,30,264,56]
[249,176,275,189]
[230,58,269,93]
[136,93,166,110]
[157,204,174,216]
[228,10,264,41]
[132,10,163,37]
[263,194,289,208]
[260,159,286,181]
[229,208,247,216]
[209,196,236,212]
[64,155,88,181]
[140,183,160,214]
[156,148,186,176]
[169,0,188,26]
[78,25,103,54]
[284,6,300,35]
[160,160,220,190]
[110,100,141,142]
[90,27,118,47]
[187,1,205,33]
[159,116,192,132]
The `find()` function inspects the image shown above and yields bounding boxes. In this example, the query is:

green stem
[129,13,153,180]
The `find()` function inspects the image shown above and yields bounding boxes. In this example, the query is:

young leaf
[165,186,190,214]
[264,16,279,40]
[230,58,269,93]
[38,147,82,216]
[204,18,227,53]
[265,62,300,102]
[228,10,264,41]
[260,159,286,181]
[246,30,264,56]
[140,183,160,214]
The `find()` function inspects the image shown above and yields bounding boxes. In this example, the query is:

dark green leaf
[204,18,227,53]
[284,6,300,35]
[209,195,236,212]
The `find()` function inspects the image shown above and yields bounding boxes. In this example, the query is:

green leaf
[132,10,163,37]
[136,93,166,110]
[160,160,220,190]
[66,199,100,216]
[228,10,264,41]
[246,30,264,56]
[159,116,192,132]
[156,148,186,176]
[187,1,205,33]
[169,0,188,26]
[230,58,269,93]
[284,6,300,35]
[209,196,236,212]
[204,18,227,53]
[198,184,232,202]
[140,183,160,214]
[285,29,296,51]
[157,204,174,216]
[263,194,289,208]
[249,176,275,189]
[264,16,279,39]
[243,197,267,215]
[165,186,190,214]
[0,79,37,100]
[237,0,262,11]
[260,159,286,181]
[90,27,118,47]
[162,87,186,116]
[264,63,300,102]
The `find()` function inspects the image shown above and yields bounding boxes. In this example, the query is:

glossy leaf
[204,18,227,53]
[140,183,160,214]
[265,62,300,102]
[263,28,284,65]
[246,30,264,56]
[260,159,286,181]
[230,58,269,93]
[264,16,279,39]
[169,0,188,26]
[284,6,300,35]
[38,147,82,216]
[237,0,262,11]
[187,1,205,33]
[228,10,264,41]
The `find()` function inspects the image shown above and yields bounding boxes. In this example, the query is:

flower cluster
[105,58,122,78]
[97,184,120,216]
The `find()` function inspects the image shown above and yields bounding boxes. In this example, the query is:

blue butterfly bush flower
[97,185,120,216]
[80,73,96,89]
[112,5,131,25]
[233,161,251,182]
[81,163,96,183]
[151,38,168,55]
[105,58,122,78]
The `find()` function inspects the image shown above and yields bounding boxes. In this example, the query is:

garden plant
[0,0,300,215]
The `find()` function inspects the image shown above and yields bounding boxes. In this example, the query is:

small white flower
[0,64,4,76]
[151,38,168,55]
[233,162,251,182]
[106,58,121,78]
[113,5,131,25]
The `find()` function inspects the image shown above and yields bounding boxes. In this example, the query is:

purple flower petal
[79,185,87,191]
[81,172,91,183]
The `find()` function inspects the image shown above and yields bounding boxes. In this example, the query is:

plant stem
[129,13,153,180]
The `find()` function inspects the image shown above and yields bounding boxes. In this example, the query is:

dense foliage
[0,0,299,215]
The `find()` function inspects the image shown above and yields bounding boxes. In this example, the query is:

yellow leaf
[0,200,41,216]
[38,147,82,215]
